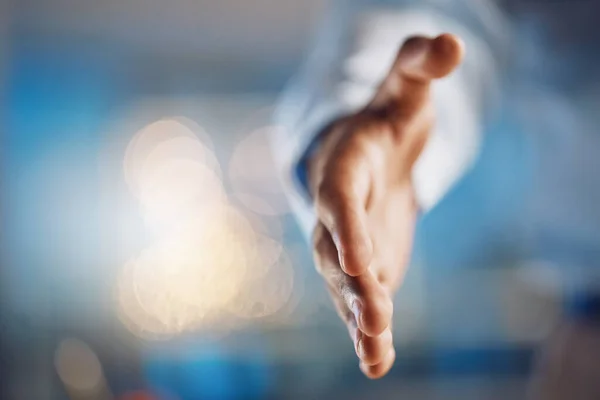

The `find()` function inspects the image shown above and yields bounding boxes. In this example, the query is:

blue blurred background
[0,1,568,399]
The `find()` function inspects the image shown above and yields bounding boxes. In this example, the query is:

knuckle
[345,128,370,148]
[349,117,395,151]
[337,276,351,299]
[401,35,427,49]
[343,132,373,161]
[397,36,429,62]
[363,295,393,335]
[384,104,413,126]
[332,137,369,170]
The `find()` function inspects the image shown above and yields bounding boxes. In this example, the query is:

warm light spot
[229,126,289,215]
[227,249,294,319]
[142,135,221,179]
[238,205,284,241]
[171,116,216,150]
[245,233,284,279]
[54,338,105,395]
[124,119,198,196]
[138,160,227,233]
[116,261,174,340]
[118,115,293,338]
[270,244,307,325]
[118,204,271,336]
[234,192,280,217]
[131,227,245,325]
[124,117,218,198]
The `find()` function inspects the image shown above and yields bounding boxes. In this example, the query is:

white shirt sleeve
[273,5,503,237]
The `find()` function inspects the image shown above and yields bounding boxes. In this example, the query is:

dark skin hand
[307,34,465,379]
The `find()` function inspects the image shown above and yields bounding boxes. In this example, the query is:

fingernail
[351,300,362,328]
[337,251,346,273]
[355,330,364,358]
[347,313,357,332]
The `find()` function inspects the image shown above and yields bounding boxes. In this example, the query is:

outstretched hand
[307,34,464,379]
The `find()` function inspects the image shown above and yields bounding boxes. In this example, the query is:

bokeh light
[124,117,219,199]
[142,135,221,180]
[133,210,251,324]
[227,249,294,319]
[268,243,310,326]
[117,117,296,339]
[229,126,290,216]
[138,159,226,233]
[239,206,284,242]
[54,338,108,398]
[117,260,176,341]
[125,119,195,194]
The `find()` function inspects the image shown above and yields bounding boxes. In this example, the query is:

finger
[331,291,394,366]
[327,285,394,367]
[350,270,394,337]
[355,327,394,366]
[395,33,465,81]
[313,224,393,337]
[368,33,465,114]
[360,347,396,379]
[315,135,373,276]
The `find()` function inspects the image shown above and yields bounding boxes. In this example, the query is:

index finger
[315,133,373,277]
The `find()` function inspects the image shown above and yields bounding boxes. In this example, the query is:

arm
[272,0,504,379]
[273,0,503,235]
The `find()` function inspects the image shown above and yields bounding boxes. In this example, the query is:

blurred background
[0,0,568,399]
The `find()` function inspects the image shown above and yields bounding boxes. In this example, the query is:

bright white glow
[117,116,294,338]
[133,207,252,317]
[138,159,226,233]
[124,119,198,196]
[142,135,221,177]
[124,117,219,196]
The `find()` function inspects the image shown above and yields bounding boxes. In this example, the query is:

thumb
[368,33,465,112]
